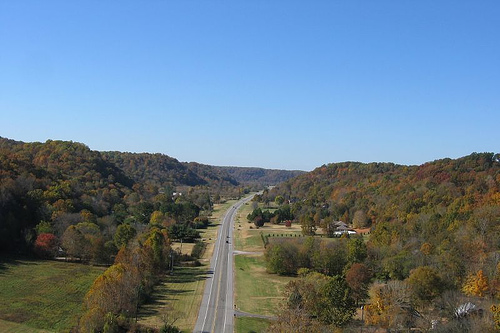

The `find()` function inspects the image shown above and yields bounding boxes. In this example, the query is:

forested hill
[0,137,303,252]
[266,152,500,283]
[0,137,136,251]
[101,152,238,188]
[214,166,305,186]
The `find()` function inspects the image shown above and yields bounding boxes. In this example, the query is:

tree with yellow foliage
[492,304,500,330]
[462,269,489,297]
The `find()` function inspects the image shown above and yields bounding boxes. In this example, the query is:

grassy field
[0,319,52,333]
[235,317,271,333]
[233,201,304,332]
[233,201,305,252]
[0,257,104,332]
[234,255,292,316]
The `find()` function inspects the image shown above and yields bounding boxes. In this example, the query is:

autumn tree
[80,263,139,332]
[318,275,356,326]
[311,241,347,276]
[462,269,489,297]
[300,214,316,236]
[282,272,356,328]
[113,224,136,248]
[62,225,87,258]
[150,210,167,226]
[365,281,414,329]
[407,266,444,302]
[352,210,369,228]
[34,233,59,258]
[492,304,500,331]
[35,221,53,235]
[265,242,299,275]
[267,307,328,333]
[346,263,372,305]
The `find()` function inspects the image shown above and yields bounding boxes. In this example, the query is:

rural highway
[194,195,255,333]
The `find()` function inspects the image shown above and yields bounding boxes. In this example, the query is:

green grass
[234,229,265,250]
[0,319,52,333]
[0,257,104,332]
[234,255,292,316]
[235,317,271,333]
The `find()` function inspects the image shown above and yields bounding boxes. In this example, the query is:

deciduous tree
[113,224,136,248]
[407,266,443,302]
[346,263,372,305]
[462,269,489,297]
[34,232,59,258]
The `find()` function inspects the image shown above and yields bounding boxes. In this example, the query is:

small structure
[333,221,357,235]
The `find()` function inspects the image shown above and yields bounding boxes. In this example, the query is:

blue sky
[1,1,499,170]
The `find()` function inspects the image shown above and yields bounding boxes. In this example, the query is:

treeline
[247,204,293,227]
[79,228,173,332]
[263,152,500,331]
[215,166,304,186]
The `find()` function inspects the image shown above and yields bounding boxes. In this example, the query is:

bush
[191,241,206,259]
[161,324,181,333]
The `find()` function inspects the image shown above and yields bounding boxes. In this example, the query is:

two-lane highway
[194,195,254,333]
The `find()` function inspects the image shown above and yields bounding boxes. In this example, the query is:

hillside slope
[101,151,238,188]
[267,152,500,283]
[215,166,304,186]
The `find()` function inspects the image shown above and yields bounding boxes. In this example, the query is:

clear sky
[1,1,499,171]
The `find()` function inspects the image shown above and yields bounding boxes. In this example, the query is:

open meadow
[0,257,104,332]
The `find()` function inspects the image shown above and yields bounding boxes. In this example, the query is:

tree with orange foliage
[34,233,59,258]
[462,269,489,297]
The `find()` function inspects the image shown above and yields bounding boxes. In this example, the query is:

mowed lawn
[235,317,271,333]
[0,257,104,332]
[234,255,292,317]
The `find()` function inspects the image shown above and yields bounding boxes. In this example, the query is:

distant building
[333,221,357,235]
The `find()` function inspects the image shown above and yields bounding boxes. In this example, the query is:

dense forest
[0,137,303,255]
[259,152,500,331]
[102,151,239,188]
[215,166,304,186]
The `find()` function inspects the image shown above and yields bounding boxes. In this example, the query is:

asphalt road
[194,195,254,333]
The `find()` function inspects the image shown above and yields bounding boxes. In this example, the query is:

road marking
[201,208,229,332]
[211,214,227,333]
[196,197,254,332]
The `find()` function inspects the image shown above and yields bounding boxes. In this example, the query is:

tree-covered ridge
[261,153,500,331]
[0,137,135,251]
[183,162,239,187]
[215,166,305,186]
[102,151,238,188]
[0,137,132,186]
[268,153,500,283]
